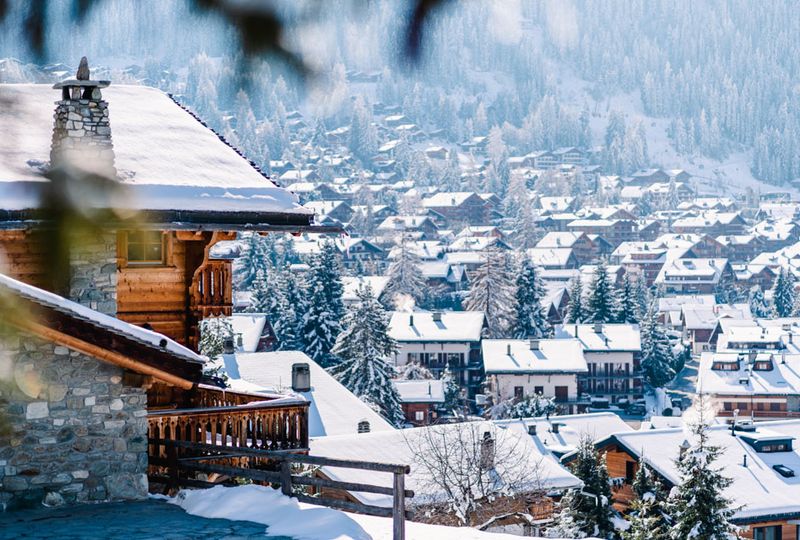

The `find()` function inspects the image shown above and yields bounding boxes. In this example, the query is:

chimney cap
[53,58,110,91]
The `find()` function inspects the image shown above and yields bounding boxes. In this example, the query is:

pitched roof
[388,311,484,342]
[482,339,588,374]
[555,324,641,352]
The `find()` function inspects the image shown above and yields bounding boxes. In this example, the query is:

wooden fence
[150,438,413,540]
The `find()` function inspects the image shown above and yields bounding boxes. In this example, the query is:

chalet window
[625,461,635,483]
[753,361,773,371]
[723,402,733,411]
[753,525,781,540]
[514,386,524,400]
[125,231,165,265]
[760,443,789,453]
[415,411,425,422]
[771,403,782,412]
[534,386,544,395]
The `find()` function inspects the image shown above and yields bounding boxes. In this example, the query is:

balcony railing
[148,385,309,478]
[191,259,233,319]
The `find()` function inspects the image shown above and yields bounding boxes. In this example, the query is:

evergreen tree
[547,490,586,539]
[748,285,771,318]
[237,232,267,289]
[397,361,434,380]
[565,275,586,324]
[440,363,462,413]
[668,408,736,540]
[382,235,426,307]
[640,305,676,388]
[615,273,640,324]
[491,393,557,420]
[249,268,271,313]
[560,435,615,538]
[512,258,552,339]
[586,260,618,324]
[464,248,516,337]
[273,270,307,351]
[328,285,403,426]
[623,460,669,540]
[772,268,796,318]
[198,317,234,360]
[303,241,345,367]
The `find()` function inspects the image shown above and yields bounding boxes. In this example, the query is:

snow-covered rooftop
[220,351,394,438]
[482,339,588,374]
[388,311,484,342]
[0,84,310,219]
[554,324,641,352]
[393,379,445,403]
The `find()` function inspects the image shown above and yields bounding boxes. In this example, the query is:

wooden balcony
[147,385,310,479]
[190,259,233,319]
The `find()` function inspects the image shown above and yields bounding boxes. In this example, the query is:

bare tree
[405,422,548,527]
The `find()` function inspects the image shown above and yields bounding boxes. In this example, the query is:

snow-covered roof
[388,311,484,342]
[422,191,480,208]
[230,314,269,353]
[0,272,202,364]
[496,412,633,456]
[697,350,800,397]
[554,324,641,352]
[310,421,581,507]
[342,276,389,302]
[655,258,728,283]
[526,247,575,268]
[482,339,588,374]
[597,422,800,522]
[0,84,310,222]
[221,351,394,438]
[393,379,445,403]
[535,232,585,249]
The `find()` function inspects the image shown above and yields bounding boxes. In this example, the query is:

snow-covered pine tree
[328,285,403,426]
[382,235,426,308]
[512,257,552,339]
[440,362,462,413]
[586,259,618,324]
[615,272,640,324]
[640,305,676,388]
[491,393,557,420]
[772,268,796,318]
[623,460,669,540]
[668,405,736,540]
[632,273,651,321]
[273,270,307,351]
[748,285,771,318]
[397,361,434,380]
[236,232,267,289]
[546,489,587,539]
[565,274,586,324]
[562,434,615,538]
[198,316,234,360]
[464,248,515,337]
[303,241,345,367]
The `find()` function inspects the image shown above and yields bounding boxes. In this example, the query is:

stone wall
[50,95,116,177]
[68,229,118,316]
[0,335,148,511]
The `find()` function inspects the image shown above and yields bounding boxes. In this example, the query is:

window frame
[118,230,171,268]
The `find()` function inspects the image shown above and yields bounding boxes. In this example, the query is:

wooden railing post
[392,471,405,540]
[280,460,292,497]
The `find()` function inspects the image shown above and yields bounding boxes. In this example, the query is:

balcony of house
[191,259,233,320]
[147,384,310,482]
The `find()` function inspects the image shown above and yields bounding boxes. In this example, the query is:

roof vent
[593,322,603,334]
[529,339,540,351]
[528,424,537,436]
[222,337,235,355]
[357,420,371,434]
[506,343,512,355]
[432,312,443,322]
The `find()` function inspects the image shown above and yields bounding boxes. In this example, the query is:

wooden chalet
[0,64,329,509]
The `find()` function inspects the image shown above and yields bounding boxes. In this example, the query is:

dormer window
[753,360,774,371]
[712,361,739,371]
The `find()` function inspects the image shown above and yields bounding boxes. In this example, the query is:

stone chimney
[50,56,116,177]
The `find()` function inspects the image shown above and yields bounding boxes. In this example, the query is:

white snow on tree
[465,248,515,338]
[397,361,434,380]
[748,285,771,319]
[382,234,426,308]
[328,284,404,427]
[546,489,588,539]
[490,393,557,420]
[667,398,737,540]
[585,259,618,324]
[512,257,552,339]
[623,460,669,540]
[440,362,463,414]
[559,435,615,538]
[615,272,640,324]
[303,240,345,367]
[640,304,676,388]
[272,269,307,351]
[772,267,796,318]
[198,316,233,384]
[235,232,267,290]
[565,274,586,324]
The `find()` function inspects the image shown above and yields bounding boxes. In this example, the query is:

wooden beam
[14,319,195,390]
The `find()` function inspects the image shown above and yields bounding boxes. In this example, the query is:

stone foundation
[0,335,147,511]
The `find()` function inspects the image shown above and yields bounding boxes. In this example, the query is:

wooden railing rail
[191,259,233,318]
[150,438,412,540]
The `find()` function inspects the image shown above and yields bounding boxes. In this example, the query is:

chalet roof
[342,276,389,302]
[393,379,445,404]
[221,351,394,438]
[0,272,204,386]
[698,350,800,396]
[388,311,484,342]
[482,338,588,374]
[0,84,314,229]
[555,323,641,352]
[310,421,581,508]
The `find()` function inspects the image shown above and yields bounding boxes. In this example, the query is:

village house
[482,338,588,414]
[0,74,318,508]
[555,324,643,406]
[392,379,445,426]
[566,420,800,539]
[566,218,637,247]
[536,232,612,266]
[421,192,493,227]
[655,257,733,295]
[387,311,485,399]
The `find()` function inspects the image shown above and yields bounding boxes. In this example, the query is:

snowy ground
[172,484,596,540]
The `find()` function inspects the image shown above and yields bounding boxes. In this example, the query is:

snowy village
[1,1,800,539]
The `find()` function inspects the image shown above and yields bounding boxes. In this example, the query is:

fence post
[392,471,405,540]
[280,460,292,497]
